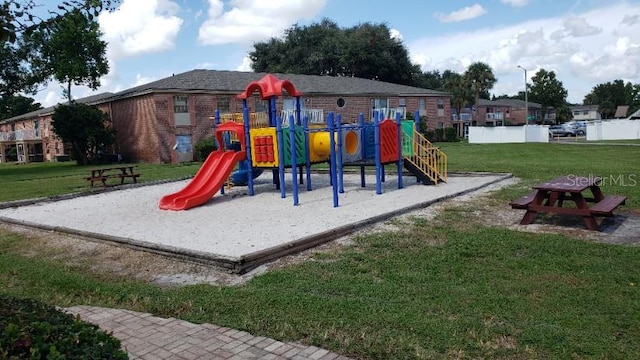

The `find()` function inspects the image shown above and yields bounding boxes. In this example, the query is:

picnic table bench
[86,166,141,187]
[509,175,626,231]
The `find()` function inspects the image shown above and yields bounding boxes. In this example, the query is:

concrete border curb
[0,173,513,274]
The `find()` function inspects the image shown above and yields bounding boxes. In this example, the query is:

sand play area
[0,172,511,273]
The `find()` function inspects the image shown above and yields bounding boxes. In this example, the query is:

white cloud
[501,0,529,7]
[622,14,639,26]
[434,4,487,23]
[236,56,253,72]
[195,62,216,69]
[550,17,602,39]
[198,0,327,45]
[390,28,403,41]
[410,3,640,103]
[99,0,184,59]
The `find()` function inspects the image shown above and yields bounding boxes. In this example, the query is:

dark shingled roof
[1,92,114,123]
[479,98,541,108]
[614,105,629,118]
[2,70,449,123]
[106,69,449,101]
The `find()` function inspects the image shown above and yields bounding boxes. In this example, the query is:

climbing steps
[402,129,447,185]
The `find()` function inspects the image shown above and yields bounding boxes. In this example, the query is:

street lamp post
[517,65,528,125]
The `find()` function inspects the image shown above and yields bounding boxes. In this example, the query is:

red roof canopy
[237,74,302,100]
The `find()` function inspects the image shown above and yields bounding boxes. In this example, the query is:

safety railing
[218,112,270,128]
[0,129,41,142]
[404,130,447,185]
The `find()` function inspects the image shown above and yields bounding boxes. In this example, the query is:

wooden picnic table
[86,166,140,187]
[510,175,626,231]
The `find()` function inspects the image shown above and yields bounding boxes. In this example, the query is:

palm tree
[464,62,497,123]
[444,73,474,121]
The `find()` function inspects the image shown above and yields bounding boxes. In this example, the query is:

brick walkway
[65,306,350,360]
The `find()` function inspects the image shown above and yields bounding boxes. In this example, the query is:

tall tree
[555,105,574,123]
[250,19,417,86]
[443,72,473,119]
[0,39,33,97]
[527,69,568,123]
[583,79,640,118]
[51,102,114,165]
[413,70,443,90]
[0,94,41,120]
[1,0,119,43]
[29,10,109,101]
[1,1,116,104]
[464,62,496,122]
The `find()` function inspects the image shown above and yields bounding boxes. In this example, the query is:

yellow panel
[250,128,278,167]
[308,130,338,163]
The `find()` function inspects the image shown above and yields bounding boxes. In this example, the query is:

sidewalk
[66,306,350,360]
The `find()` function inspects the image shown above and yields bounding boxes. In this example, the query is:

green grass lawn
[0,161,203,202]
[1,144,639,359]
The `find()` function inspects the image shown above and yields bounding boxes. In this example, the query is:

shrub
[0,295,128,359]
[194,136,217,161]
[425,127,459,142]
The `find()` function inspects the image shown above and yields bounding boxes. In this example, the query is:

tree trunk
[72,142,88,165]
[67,81,72,103]
[475,91,480,124]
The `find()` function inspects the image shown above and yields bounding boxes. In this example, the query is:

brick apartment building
[451,98,542,137]
[0,70,452,164]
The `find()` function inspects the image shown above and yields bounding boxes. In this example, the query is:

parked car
[566,121,586,135]
[549,125,578,137]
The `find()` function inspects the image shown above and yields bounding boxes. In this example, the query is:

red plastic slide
[158,150,246,211]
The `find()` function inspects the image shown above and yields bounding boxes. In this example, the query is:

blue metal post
[396,111,403,189]
[358,113,366,187]
[328,113,339,207]
[214,109,221,148]
[303,115,312,191]
[242,99,255,196]
[275,112,286,199]
[374,111,382,195]
[295,96,302,126]
[214,109,225,195]
[269,96,277,127]
[289,114,299,205]
[337,113,344,194]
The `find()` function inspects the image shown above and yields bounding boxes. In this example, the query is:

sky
[33,0,640,107]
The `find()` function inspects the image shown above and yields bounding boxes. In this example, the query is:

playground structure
[159,74,447,211]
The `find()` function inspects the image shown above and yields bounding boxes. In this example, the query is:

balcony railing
[452,113,472,121]
[0,129,41,142]
[371,107,406,120]
[486,112,504,120]
[281,109,324,126]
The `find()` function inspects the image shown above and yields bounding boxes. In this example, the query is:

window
[283,98,295,110]
[11,123,15,131]
[573,111,580,116]
[175,135,192,153]
[372,98,388,109]
[34,120,40,137]
[437,98,444,117]
[173,96,188,113]
[336,98,346,108]
[438,122,444,129]
[254,95,268,112]
[582,110,589,115]
[174,95,190,126]
[217,96,231,114]
[399,98,406,108]
[419,98,426,116]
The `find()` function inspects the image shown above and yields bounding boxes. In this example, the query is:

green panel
[401,120,415,156]
[282,126,307,166]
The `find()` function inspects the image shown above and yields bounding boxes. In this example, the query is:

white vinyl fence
[586,120,640,141]
[468,125,550,144]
